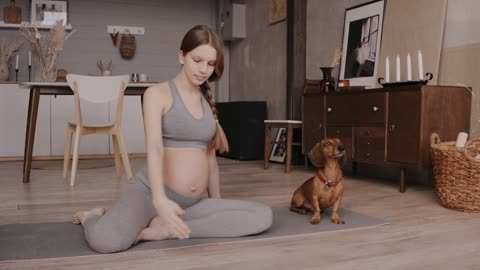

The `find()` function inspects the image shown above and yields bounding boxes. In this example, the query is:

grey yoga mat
[0,206,388,261]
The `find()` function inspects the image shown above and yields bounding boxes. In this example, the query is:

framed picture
[269,128,287,163]
[339,0,385,88]
[269,0,287,24]
[30,0,68,27]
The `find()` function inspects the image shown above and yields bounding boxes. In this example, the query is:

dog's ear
[308,142,325,168]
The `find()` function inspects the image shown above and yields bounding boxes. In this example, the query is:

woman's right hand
[153,197,191,239]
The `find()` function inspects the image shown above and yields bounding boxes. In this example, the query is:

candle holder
[15,69,18,81]
[378,72,433,87]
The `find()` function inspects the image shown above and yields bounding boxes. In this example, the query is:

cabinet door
[0,85,50,157]
[386,91,421,164]
[326,126,353,161]
[302,95,325,154]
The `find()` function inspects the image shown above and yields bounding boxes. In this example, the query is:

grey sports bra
[162,80,217,149]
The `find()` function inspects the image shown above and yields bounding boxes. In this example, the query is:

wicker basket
[430,133,480,212]
[119,32,136,59]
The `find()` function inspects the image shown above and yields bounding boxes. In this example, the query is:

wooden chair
[63,74,133,186]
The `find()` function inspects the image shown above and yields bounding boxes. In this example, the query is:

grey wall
[0,0,217,84]
[306,0,370,81]
[228,0,287,120]
[439,0,480,137]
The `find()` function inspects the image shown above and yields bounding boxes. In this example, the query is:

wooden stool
[264,120,302,174]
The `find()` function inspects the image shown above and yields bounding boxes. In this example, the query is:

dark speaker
[216,101,267,160]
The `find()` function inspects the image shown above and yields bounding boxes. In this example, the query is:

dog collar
[317,173,342,188]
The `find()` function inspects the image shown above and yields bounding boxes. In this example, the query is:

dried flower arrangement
[0,39,22,64]
[97,59,112,74]
[20,21,66,81]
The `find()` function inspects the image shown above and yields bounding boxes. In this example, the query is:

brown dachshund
[290,138,345,224]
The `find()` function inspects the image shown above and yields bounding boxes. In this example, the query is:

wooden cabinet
[303,85,471,192]
[302,95,325,154]
[386,90,421,164]
[0,84,50,157]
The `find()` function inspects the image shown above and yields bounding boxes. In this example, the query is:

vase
[320,67,335,92]
[0,62,11,81]
[33,60,57,82]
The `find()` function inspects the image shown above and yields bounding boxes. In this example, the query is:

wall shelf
[0,21,72,30]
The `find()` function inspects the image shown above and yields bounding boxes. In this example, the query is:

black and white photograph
[344,15,379,78]
[339,0,384,87]
[30,0,68,27]
[269,128,287,163]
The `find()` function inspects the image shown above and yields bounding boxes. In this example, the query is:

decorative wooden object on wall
[4,0,21,24]
[119,31,136,59]
[269,0,286,24]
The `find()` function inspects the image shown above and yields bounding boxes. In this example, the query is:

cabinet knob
[366,153,371,157]
[372,106,379,112]
[318,124,323,129]
[327,107,333,112]
[389,124,395,131]
[336,130,341,134]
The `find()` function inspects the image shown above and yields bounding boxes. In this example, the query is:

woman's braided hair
[180,25,229,153]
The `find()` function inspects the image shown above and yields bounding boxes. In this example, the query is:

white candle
[385,56,390,83]
[418,50,424,80]
[407,53,412,81]
[15,55,19,70]
[396,54,400,82]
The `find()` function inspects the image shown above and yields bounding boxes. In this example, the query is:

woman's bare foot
[72,208,106,225]
[137,217,170,242]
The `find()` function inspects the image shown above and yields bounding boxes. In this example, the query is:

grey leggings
[82,169,273,253]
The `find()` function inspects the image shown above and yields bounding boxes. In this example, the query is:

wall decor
[30,0,67,27]
[269,127,287,163]
[269,0,286,25]
[339,0,385,88]
[4,0,22,24]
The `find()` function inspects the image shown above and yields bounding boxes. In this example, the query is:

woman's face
[179,44,217,86]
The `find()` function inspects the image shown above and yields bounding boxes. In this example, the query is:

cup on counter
[131,73,139,82]
[139,73,148,82]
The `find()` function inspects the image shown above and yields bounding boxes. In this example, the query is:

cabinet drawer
[355,92,386,124]
[354,127,385,162]
[326,126,353,161]
[326,95,355,125]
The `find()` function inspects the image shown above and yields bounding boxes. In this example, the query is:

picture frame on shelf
[339,0,385,88]
[269,128,287,163]
[30,0,67,27]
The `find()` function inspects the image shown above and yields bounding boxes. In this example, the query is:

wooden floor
[1,157,479,269]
